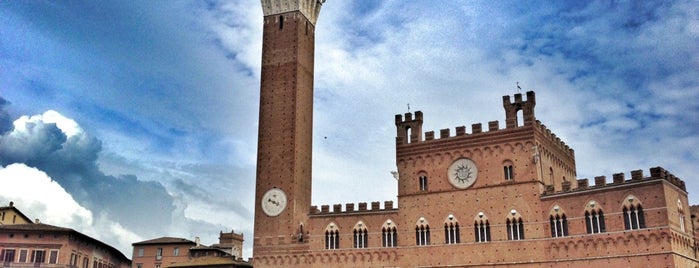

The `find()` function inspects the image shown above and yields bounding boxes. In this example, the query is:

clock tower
[253,0,324,263]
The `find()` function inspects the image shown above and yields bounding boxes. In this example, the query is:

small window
[137,248,144,257]
[419,176,428,191]
[503,160,514,180]
[2,249,16,263]
[31,250,45,263]
[678,199,686,232]
[156,248,162,260]
[279,15,284,30]
[19,249,28,263]
[49,250,59,264]
[173,247,179,257]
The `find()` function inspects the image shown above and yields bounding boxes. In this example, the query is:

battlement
[261,0,324,25]
[543,167,687,195]
[309,201,398,216]
[533,120,575,158]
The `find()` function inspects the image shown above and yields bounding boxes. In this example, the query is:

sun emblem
[454,164,473,183]
[447,158,478,189]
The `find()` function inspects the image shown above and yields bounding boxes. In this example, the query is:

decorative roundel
[447,158,478,189]
[261,188,287,217]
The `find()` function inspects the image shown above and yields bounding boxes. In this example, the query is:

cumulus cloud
[0,110,175,240]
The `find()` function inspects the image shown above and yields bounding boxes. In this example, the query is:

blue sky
[1,0,697,259]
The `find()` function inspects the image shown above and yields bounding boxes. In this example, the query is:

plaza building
[0,202,131,268]
[251,1,699,267]
[131,231,249,268]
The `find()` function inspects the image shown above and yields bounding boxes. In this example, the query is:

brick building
[251,1,698,267]
[131,230,249,268]
[0,203,131,268]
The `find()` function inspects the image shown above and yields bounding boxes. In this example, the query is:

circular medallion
[447,158,478,189]
[261,188,287,216]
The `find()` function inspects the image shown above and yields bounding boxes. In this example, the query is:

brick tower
[253,0,323,265]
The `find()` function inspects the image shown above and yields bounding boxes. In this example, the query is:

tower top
[261,0,325,25]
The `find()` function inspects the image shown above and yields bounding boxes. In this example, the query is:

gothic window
[381,220,398,247]
[415,217,430,246]
[678,200,686,232]
[419,175,428,191]
[444,215,460,244]
[549,205,568,237]
[503,160,514,180]
[474,212,490,242]
[506,210,524,240]
[584,200,606,234]
[353,221,368,248]
[325,223,340,249]
[622,195,646,230]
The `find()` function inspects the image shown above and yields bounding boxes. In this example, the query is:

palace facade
[251,1,698,267]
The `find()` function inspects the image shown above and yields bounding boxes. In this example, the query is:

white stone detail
[261,0,324,25]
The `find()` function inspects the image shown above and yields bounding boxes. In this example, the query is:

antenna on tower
[516,82,522,93]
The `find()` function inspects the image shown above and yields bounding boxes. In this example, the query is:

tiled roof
[132,237,195,246]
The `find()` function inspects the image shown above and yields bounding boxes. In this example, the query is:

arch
[324,222,340,249]
[621,195,645,230]
[444,214,460,244]
[382,219,398,247]
[353,221,368,248]
[584,200,606,234]
[474,212,491,242]
[549,205,568,237]
[415,217,430,246]
[506,209,525,240]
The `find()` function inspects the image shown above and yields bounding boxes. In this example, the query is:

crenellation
[425,131,435,140]
[595,176,607,186]
[310,201,398,215]
[439,128,450,139]
[472,123,482,134]
[455,126,466,136]
[533,120,575,157]
[557,167,689,193]
[488,121,499,131]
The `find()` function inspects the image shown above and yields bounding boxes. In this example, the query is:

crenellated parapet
[309,201,397,216]
[261,0,324,25]
[544,166,687,195]
[533,120,575,158]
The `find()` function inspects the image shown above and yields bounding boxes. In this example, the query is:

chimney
[9,201,14,207]
[195,236,200,246]
[35,219,40,224]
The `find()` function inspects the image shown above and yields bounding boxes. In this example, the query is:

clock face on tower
[261,188,287,217]
[447,158,478,189]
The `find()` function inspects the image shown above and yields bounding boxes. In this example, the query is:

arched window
[324,223,339,249]
[353,221,368,248]
[584,200,606,234]
[415,217,430,246]
[506,210,524,240]
[444,214,460,244]
[622,195,646,230]
[419,175,428,191]
[381,220,398,247]
[474,212,490,242]
[503,160,514,180]
[549,205,568,237]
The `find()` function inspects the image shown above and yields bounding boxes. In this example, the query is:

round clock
[261,188,287,216]
[447,158,478,189]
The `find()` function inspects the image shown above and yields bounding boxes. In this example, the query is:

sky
[1,0,697,260]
